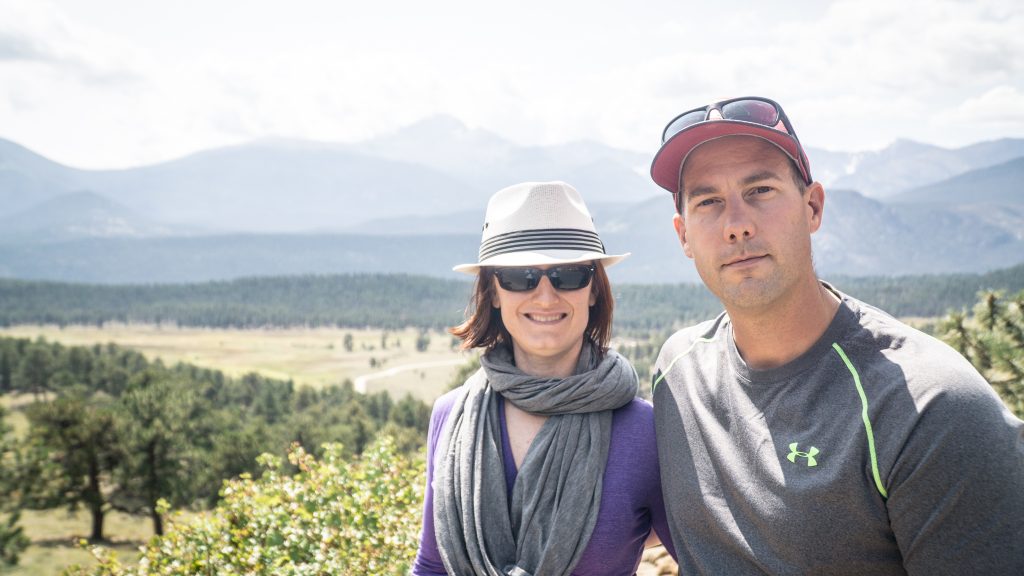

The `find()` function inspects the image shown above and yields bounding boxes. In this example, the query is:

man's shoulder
[838,292,993,399]
[657,311,729,364]
[651,313,728,395]
[840,294,971,367]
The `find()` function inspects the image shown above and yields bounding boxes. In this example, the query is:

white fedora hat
[453,181,629,274]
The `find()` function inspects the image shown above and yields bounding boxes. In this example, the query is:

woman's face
[492,264,596,377]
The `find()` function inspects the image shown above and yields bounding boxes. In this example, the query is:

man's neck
[728,279,841,370]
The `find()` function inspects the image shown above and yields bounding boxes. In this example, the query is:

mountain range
[0,117,1021,284]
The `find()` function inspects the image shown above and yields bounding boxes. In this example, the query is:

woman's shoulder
[613,397,654,418]
[611,397,655,434]
[430,386,465,428]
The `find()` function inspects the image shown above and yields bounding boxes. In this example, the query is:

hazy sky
[1,0,1021,169]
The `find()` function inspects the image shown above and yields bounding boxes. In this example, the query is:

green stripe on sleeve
[652,336,716,393]
[832,342,889,499]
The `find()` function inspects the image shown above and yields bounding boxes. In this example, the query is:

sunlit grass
[7,508,154,576]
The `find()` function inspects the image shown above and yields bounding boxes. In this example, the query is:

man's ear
[673,213,694,259]
[806,182,825,234]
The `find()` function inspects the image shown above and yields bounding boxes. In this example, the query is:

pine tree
[938,290,1024,418]
[415,330,431,352]
[113,373,197,536]
[0,350,12,393]
[0,406,29,566]
[15,341,55,399]
[25,394,121,542]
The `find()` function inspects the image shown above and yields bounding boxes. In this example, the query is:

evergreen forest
[1,263,1023,331]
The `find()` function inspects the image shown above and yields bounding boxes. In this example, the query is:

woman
[413,181,673,576]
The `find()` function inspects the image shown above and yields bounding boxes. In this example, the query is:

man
[648,96,1024,575]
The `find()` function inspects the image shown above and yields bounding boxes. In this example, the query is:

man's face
[672,136,824,312]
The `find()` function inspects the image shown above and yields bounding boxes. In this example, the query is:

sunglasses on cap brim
[493,264,596,292]
[661,96,812,187]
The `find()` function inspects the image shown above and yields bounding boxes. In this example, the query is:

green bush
[0,510,28,567]
[938,290,1024,419]
[66,437,426,576]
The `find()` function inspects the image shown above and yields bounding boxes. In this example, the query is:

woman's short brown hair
[449,262,615,354]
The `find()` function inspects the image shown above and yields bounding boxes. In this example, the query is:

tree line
[0,274,474,330]
[1,264,1023,331]
[0,336,431,566]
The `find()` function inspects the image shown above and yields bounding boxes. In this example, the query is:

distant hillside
[3,126,1022,235]
[358,116,656,204]
[1,185,1022,285]
[2,265,1021,332]
[1,128,1023,281]
[342,201,647,236]
[601,187,1024,281]
[828,138,1024,198]
[802,146,860,188]
[78,143,483,232]
[889,156,1024,205]
[0,233,480,284]
[814,189,1023,276]
[0,138,87,216]
[0,190,188,242]
[0,119,663,235]
[341,209,482,236]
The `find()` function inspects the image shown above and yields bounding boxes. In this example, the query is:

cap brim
[453,250,630,275]
[650,121,806,193]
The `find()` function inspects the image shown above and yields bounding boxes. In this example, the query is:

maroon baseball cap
[650,96,812,194]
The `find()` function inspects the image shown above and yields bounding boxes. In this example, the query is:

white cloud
[941,84,1024,145]
[951,86,1024,123]
[586,0,1024,152]
[0,30,50,61]
[0,0,1021,167]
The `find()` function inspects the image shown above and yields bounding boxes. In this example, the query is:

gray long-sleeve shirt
[652,287,1024,575]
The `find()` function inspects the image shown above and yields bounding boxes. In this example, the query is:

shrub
[66,437,425,576]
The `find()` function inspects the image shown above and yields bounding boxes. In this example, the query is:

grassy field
[0,324,474,403]
[4,508,153,576]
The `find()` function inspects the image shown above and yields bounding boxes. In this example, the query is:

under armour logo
[787,442,819,467]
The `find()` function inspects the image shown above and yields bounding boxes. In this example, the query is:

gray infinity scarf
[433,342,639,576]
